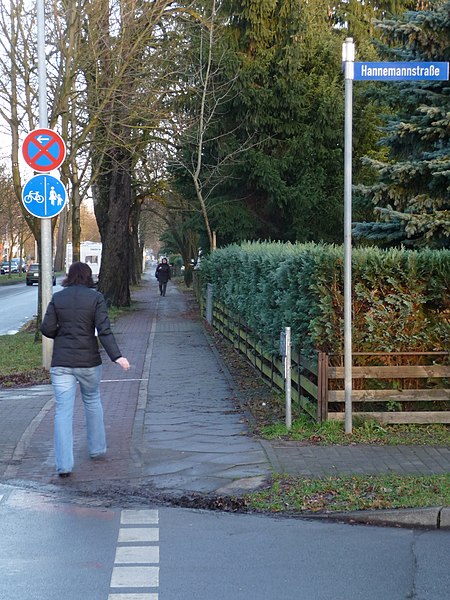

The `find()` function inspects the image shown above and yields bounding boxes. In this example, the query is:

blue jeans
[50,365,106,473]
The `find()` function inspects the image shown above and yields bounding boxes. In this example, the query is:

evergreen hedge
[200,242,450,356]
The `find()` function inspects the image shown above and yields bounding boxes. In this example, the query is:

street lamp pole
[37,0,53,368]
[342,38,355,434]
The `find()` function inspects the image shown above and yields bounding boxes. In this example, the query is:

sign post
[342,38,355,435]
[341,41,449,434]
[280,328,292,431]
[36,0,54,368]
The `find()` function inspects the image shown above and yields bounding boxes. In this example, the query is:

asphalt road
[1,482,450,600]
[0,280,62,335]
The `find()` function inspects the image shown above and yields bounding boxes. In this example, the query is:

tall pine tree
[354,2,450,248]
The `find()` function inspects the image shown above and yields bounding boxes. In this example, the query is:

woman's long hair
[62,262,96,288]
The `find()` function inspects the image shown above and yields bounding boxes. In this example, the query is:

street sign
[22,174,67,218]
[22,128,66,172]
[354,61,449,81]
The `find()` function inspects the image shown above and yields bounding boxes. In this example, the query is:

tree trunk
[129,193,143,285]
[54,206,69,271]
[94,149,132,307]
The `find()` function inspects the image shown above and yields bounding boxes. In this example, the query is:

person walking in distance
[41,262,130,478]
[155,257,171,296]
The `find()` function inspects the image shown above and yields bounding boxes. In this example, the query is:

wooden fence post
[318,351,329,422]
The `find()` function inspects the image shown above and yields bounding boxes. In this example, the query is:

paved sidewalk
[0,273,449,500]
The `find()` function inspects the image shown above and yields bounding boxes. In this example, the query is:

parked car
[1,259,25,274]
[26,263,56,286]
[1,261,12,274]
[11,259,26,273]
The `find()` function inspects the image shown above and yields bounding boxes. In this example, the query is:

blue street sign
[354,61,449,81]
[22,174,68,218]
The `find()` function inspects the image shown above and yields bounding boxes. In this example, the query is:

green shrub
[201,242,449,355]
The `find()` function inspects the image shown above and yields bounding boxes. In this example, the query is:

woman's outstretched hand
[115,357,131,370]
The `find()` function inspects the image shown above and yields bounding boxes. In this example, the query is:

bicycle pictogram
[24,190,44,204]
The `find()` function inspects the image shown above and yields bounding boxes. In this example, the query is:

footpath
[0,272,449,528]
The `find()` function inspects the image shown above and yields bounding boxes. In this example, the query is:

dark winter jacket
[155,262,171,283]
[40,285,122,368]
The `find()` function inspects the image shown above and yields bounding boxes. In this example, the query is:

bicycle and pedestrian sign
[22,174,67,218]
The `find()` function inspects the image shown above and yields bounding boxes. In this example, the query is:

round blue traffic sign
[22,174,68,218]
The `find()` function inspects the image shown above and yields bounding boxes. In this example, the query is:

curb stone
[440,506,450,528]
[308,506,450,529]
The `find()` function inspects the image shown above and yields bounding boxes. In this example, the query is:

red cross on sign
[22,128,66,172]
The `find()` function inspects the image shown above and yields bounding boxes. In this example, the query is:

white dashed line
[115,546,159,564]
[110,566,159,588]
[121,509,159,525]
[109,509,159,599]
[108,595,158,600]
[118,527,159,543]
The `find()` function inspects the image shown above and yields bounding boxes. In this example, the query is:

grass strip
[245,473,450,513]
[0,331,43,374]
[260,415,450,446]
[0,274,26,286]
[0,330,48,387]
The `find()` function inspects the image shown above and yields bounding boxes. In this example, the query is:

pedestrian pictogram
[22,128,66,172]
[22,174,67,218]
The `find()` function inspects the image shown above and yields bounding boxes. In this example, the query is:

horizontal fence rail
[325,352,450,424]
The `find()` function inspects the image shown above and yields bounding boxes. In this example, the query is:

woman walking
[41,262,130,477]
[155,257,171,296]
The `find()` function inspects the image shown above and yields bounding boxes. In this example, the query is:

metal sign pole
[37,0,53,368]
[285,327,292,431]
[342,38,355,434]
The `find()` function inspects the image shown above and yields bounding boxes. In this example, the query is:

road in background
[0,280,62,335]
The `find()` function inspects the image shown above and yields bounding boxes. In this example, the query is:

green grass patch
[108,305,133,322]
[260,414,450,446]
[0,330,49,387]
[0,331,42,373]
[0,274,26,286]
[245,473,450,513]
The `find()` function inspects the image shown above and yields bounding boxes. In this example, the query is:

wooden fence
[207,296,450,424]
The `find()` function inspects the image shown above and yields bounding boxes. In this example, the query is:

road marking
[109,509,159,599]
[110,566,159,588]
[101,379,147,383]
[115,546,159,564]
[108,595,158,600]
[118,527,159,543]
[121,509,158,525]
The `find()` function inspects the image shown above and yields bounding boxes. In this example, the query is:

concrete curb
[308,506,450,529]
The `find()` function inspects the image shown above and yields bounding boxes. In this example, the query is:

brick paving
[0,273,449,496]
